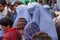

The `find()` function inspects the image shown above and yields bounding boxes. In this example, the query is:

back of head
[32,32,52,40]
[0,0,6,5]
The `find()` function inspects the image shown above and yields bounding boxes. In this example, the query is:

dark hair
[32,32,52,40]
[7,2,12,6]
[14,1,22,5]
[0,0,6,5]
[18,18,27,23]
[35,0,37,2]
[0,17,13,28]
[39,1,43,3]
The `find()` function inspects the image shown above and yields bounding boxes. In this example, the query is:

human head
[32,32,52,40]
[16,18,27,35]
[0,0,6,12]
[38,0,43,5]
[14,1,22,12]
[7,2,12,9]
[0,17,13,31]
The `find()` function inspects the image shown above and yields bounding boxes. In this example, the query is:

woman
[24,2,58,40]
[43,5,54,19]
[13,5,31,27]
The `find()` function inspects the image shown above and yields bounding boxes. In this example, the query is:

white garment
[2,7,8,17]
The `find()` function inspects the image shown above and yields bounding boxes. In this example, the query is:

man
[0,0,7,17]
[0,0,7,40]
[0,17,20,40]
[13,1,22,21]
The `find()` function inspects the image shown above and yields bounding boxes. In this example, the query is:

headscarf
[43,5,54,19]
[53,4,60,11]
[24,21,40,40]
[13,5,31,27]
[27,2,40,19]
[24,2,58,40]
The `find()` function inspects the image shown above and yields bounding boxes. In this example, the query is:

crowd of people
[0,0,60,40]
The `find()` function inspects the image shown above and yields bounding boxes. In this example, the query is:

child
[16,18,27,40]
[32,32,52,40]
[0,17,20,40]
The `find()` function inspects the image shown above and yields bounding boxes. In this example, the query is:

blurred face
[14,4,19,12]
[0,4,5,12]
[16,22,27,35]
[1,25,10,32]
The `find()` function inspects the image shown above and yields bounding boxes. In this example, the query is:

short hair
[37,0,42,3]
[0,17,13,28]
[32,32,52,40]
[0,0,6,5]
[7,2,12,6]
[14,1,22,5]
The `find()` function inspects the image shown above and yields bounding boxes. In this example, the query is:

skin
[16,22,27,35]
[1,25,11,32]
[0,4,5,12]
[14,4,20,12]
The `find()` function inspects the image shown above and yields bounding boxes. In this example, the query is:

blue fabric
[28,2,39,19]
[0,14,4,38]
[43,5,54,19]
[24,2,58,40]
[24,21,40,40]
[53,4,60,11]
[13,5,31,27]
[13,13,17,21]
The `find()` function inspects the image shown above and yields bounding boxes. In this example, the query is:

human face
[14,4,19,12]
[1,25,10,32]
[0,4,5,12]
[16,22,27,35]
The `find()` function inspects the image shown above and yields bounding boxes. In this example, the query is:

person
[0,0,7,17]
[53,2,60,11]
[24,21,40,40]
[13,1,22,21]
[7,2,12,11]
[6,11,14,21]
[24,2,58,40]
[13,5,31,27]
[0,17,20,40]
[0,0,7,40]
[27,0,37,19]
[43,4,54,19]
[16,17,27,40]
[32,32,52,40]
[54,17,60,40]
[37,0,43,6]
